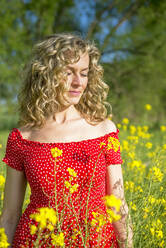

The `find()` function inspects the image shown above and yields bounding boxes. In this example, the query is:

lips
[69,91,81,93]
[68,91,81,96]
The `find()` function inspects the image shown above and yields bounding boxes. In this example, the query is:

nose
[72,74,81,85]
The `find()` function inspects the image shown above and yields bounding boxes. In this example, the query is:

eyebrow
[66,66,89,71]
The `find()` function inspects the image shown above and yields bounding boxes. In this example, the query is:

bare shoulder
[18,126,32,139]
[101,118,117,133]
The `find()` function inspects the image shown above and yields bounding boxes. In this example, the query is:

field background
[0,0,166,247]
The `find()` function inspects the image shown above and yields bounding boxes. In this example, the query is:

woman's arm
[105,164,133,248]
[0,166,27,247]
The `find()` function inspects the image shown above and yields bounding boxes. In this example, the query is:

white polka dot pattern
[1,128,123,248]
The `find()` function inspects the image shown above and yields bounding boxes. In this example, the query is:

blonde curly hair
[17,32,112,129]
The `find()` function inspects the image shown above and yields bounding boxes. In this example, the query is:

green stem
[84,148,104,246]
[69,193,86,247]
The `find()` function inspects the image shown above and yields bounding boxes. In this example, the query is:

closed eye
[81,74,88,77]
[66,72,88,77]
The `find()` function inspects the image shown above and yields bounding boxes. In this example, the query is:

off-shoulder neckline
[13,127,119,146]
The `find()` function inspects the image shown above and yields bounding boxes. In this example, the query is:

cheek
[83,78,88,88]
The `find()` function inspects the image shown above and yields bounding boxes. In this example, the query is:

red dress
[2,128,123,248]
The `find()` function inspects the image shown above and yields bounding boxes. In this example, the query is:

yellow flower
[124,181,135,192]
[123,125,127,131]
[143,207,149,213]
[145,142,152,149]
[122,140,129,151]
[130,202,137,211]
[149,167,163,182]
[127,135,139,144]
[107,137,120,152]
[30,207,58,229]
[147,151,156,158]
[162,144,166,150]
[129,125,136,135]
[145,104,152,110]
[1,192,4,201]
[0,228,10,248]
[143,125,149,132]
[47,223,54,231]
[91,212,107,232]
[160,125,166,132]
[122,118,129,125]
[30,225,37,235]
[156,230,163,239]
[159,240,165,247]
[51,232,64,247]
[117,123,121,129]
[72,228,81,240]
[107,209,121,223]
[65,181,79,194]
[67,168,77,177]
[128,151,135,159]
[150,227,155,236]
[103,194,122,212]
[135,185,143,193]
[0,175,5,188]
[64,181,71,188]
[143,213,148,219]
[148,196,156,204]
[0,144,2,148]
[69,184,79,194]
[51,147,63,158]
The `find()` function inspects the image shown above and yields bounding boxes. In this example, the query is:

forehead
[66,52,89,69]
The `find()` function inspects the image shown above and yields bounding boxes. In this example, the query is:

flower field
[0,116,166,247]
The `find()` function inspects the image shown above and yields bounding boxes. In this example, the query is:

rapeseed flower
[51,147,63,158]
[145,142,152,149]
[0,175,5,188]
[30,207,58,229]
[145,104,152,110]
[127,135,139,144]
[122,140,130,151]
[30,225,37,235]
[149,167,163,182]
[117,123,121,129]
[51,232,64,246]
[72,228,81,240]
[129,125,136,135]
[0,228,10,248]
[64,181,79,194]
[91,211,107,232]
[123,125,127,131]
[159,240,165,247]
[160,125,166,132]
[107,209,121,223]
[107,137,120,152]
[122,118,129,125]
[67,167,77,177]
[102,194,122,212]
[130,202,137,211]
[162,144,166,150]
[128,151,135,159]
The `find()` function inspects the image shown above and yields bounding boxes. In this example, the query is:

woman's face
[63,52,89,105]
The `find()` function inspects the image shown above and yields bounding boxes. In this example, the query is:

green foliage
[0,0,165,128]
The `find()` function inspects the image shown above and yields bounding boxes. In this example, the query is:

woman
[0,33,133,247]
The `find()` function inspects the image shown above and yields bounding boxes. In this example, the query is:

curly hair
[17,32,112,129]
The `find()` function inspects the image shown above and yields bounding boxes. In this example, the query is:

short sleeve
[2,129,24,171]
[104,129,123,167]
